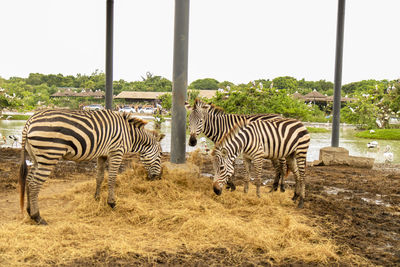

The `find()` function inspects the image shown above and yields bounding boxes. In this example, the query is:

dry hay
[0,157,368,266]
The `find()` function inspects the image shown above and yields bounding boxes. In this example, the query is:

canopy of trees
[1,72,399,129]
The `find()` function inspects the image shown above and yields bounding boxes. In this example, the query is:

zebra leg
[27,163,55,225]
[226,178,236,191]
[279,158,288,192]
[94,156,107,201]
[286,156,300,202]
[253,157,264,198]
[295,155,307,209]
[270,159,281,192]
[243,157,252,194]
[106,153,123,209]
[25,167,35,216]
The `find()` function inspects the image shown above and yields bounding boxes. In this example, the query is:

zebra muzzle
[188,135,197,146]
[213,182,222,196]
[148,173,161,181]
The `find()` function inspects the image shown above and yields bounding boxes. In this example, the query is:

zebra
[19,109,165,225]
[186,99,288,193]
[211,118,310,208]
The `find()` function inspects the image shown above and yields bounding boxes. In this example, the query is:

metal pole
[105,0,114,110]
[331,0,345,147]
[171,0,190,164]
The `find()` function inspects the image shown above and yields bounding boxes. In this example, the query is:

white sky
[1,0,399,85]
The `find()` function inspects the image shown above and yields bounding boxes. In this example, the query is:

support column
[331,0,346,147]
[171,0,190,164]
[105,0,114,110]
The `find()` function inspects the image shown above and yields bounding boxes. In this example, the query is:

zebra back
[23,109,162,162]
[189,99,281,144]
[215,117,310,160]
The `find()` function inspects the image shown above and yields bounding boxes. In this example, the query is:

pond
[1,118,399,164]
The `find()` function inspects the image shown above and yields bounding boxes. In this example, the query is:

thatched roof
[292,92,304,99]
[303,90,326,100]
[326,95,356,102]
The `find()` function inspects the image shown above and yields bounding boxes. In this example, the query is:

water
[1,118,399,163]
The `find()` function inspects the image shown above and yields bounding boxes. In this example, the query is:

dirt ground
[1,147,399,266]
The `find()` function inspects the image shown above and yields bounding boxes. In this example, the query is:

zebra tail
[19,147,27,213]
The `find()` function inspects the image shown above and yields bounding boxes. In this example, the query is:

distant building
[292,89,356,107]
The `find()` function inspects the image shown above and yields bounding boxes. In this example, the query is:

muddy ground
[1,148,399,266]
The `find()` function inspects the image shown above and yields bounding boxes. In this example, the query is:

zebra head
[211,147,235,195]
[186,99,210,147]
[139,130,165,180]
[128,117,165,180]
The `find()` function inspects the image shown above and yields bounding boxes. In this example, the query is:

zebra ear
[158,133,166,142]
[185,101,193,111]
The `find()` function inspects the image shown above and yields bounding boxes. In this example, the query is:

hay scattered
[0,156,368,266]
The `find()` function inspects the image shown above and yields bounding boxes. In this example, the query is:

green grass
[0,114,31,120]
[355,129,400,140]
[306,127,330,133]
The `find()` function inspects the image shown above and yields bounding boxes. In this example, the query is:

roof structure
[303,90,327,101]
[292,90,356,103]
[115,91,166,100]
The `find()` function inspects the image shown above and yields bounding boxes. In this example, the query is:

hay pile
[0,153,367,266]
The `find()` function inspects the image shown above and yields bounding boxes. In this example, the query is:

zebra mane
[209,104,225,115]
[193,98,225,115]
[216,119,247,148]
[124,113,148,129]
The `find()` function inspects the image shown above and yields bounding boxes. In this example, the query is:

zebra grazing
[186,99,288,193]
[19,109,165,225]
[211,118,310,208]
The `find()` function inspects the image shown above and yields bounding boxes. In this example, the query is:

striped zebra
[19,109,165,225]
[186,99,288,193]
[211,118,310,208]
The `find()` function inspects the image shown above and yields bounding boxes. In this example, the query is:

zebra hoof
[226,181,236,192]
[280,186,286,192]
[297,199,304,209]
[292,193,299,201]
[108,202,116,209]
[26,206,31,215]
[31,212,48,225]
[269,187,277,193]
[94,194,100,201]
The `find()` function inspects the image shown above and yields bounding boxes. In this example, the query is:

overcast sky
[1,0,399,85]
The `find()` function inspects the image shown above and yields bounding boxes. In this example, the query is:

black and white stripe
[211,118,310,208]
[19,109,165,224]
[187,99,287,193]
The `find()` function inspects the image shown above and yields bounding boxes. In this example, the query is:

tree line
[0,71,399,129]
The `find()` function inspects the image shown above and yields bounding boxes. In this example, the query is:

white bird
[369,130,375,134]
[383,145,394,163]
[6,116,12,120]
[8,135,19,147]
[367,141,379,149]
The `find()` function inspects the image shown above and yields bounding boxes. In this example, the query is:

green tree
[158,93,172,110]
[272,76,298,93]
[211,85,321,121]
[189,78,219,90]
